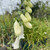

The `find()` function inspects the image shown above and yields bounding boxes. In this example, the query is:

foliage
[23,17,50,49]
[32,1,50,18]
[0,14,15,47]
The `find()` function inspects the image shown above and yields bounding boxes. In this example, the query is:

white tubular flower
[14,20,21,36]
[19,25,25,39]
[12,37,20,49]
[24,22,32,29]
[12,25,24,49]
[20,14,28,22]
[27,1,33,8]
[25,12,31,21]
[26,6,32,13]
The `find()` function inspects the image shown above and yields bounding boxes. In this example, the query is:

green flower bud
[27,1,33,8]
[26,6,32,13]
[14,21,21,36]
[20,14,28,22]
[24,0,28,5]
[25,12,31,21]
[24,22,32,29]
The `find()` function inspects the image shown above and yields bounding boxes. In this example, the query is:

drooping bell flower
[14,20,21,36]
[19,25,24,39]
[27,1,33,8]
[24,22,32,29]
[20,14,28,22]
[25,12,31,21]
[12,37,20,49]
[26,6,32,13]
[12,25,24,49]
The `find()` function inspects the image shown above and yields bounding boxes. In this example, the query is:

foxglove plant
[12,0,33,49]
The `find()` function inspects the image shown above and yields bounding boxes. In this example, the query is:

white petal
[12,37,20,49]
[19,25,25,39]
[14,20,21,36]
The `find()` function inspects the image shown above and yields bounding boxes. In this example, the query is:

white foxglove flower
[26,6,32,13]
[24,22,32,29]
[19,25,25,39]
[14,20,21,36]
[12,37,20,49]
[20,14,28,22]
[12,25,24,49]
[25,12,31,21]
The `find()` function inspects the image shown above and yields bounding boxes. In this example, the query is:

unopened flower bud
[24,22,32,29]
[20,14,28,22]
[25,12,31,21]
[27,1,33,8]
[26,6,32,13]
[24,0,28,5]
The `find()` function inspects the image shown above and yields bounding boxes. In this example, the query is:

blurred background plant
[0,0,50,50]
